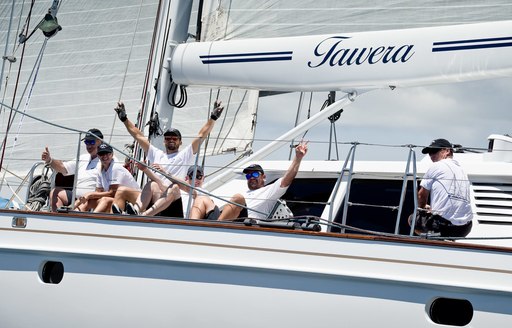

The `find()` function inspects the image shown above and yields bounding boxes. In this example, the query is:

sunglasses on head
[84,139,96,145]
[245,171,261,180]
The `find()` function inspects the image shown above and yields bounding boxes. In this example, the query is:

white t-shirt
[97,161,141,191]
[62,154,100,197]
[243,178,288,219]
[147,144,194,183]
[420,158,473,225]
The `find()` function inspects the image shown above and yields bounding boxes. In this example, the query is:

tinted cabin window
[332,179,417,234]
[281,178,337,217]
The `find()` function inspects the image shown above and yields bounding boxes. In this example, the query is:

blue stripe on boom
[200,51,293,59]
[432,42,512,52]
[433,36,512,46]
[202,56,292,64]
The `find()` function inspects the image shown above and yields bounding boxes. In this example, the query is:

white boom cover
[171,21,512,91]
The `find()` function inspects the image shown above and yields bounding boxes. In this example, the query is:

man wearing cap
[413,138,473,237]
[218,140,308,220]
[111,100,223,215]
[136,164,219,220]
[75,144,141,212]
[41,128,104,211]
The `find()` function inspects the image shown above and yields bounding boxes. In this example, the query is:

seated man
[411,138,473,237]
[75,144,141,212]
[133,164,219,220]
[218,141,308,220]
[41,128,103,211]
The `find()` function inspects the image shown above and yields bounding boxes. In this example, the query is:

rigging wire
[0,39,49,192]
[0,0,36,178]
[0,0,17,96]
[212,89,238,152]
[109,0,146,144]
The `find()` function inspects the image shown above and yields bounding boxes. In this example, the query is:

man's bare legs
[112,186,144,212]
[94,197,114,213]
[218,193,245,221]
[142,184,180,216]
[49,187,69,212]
[189,195,216,220]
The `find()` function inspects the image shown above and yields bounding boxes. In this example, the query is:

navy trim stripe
[200,51,293,59]
[433,42,512,52]
[433,36,512,46]
[202,56,292,64]
[200,51,293,64]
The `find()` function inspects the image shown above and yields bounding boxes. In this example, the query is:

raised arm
[115,102,150,154]
[280,140,308,188]
[190,100,224,154]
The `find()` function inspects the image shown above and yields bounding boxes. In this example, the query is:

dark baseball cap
[83,128,104,141]
[243,164,264,174]
[187,165,204,177]
[163,128,181,139]
[422,138,452,154]
[97,143,113,155]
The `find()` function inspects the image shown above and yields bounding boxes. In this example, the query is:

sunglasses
[84,139,96,145]
[245,171,261,180]
[165,136,180,141]
[188,174,203,180]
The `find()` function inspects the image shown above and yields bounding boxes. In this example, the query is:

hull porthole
[429,297,473,326]
[40,261,64,284]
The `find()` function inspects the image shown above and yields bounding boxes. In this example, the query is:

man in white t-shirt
[75,144,140,212]
[218,141,308,220]
[41,128,104,211]
[413,138,473,237]
[111,100,223,215]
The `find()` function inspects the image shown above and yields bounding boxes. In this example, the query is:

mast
[149,0,193,152]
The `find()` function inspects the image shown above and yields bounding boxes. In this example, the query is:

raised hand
[114,102,127,122]
[210,100,224,121]
[295,140,309,159]
[41,146,52,164]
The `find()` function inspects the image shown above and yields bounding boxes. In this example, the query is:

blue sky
[251,76,512,163]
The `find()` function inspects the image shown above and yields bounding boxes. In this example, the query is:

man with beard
[42,128,104,212]
[111,100,223,215]
[218,140,308,220]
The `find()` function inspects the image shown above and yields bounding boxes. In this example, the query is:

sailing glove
[115,102,127,122]
[210,100,224,121]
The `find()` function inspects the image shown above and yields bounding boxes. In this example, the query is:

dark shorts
[64,190,73,205]
[412,211,472,238]
[204,206,220,220]
[154,198,184,218]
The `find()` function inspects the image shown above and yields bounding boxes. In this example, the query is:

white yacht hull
[1,210,511,327]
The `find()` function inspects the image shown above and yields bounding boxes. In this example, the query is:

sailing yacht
[0,1,512,327]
